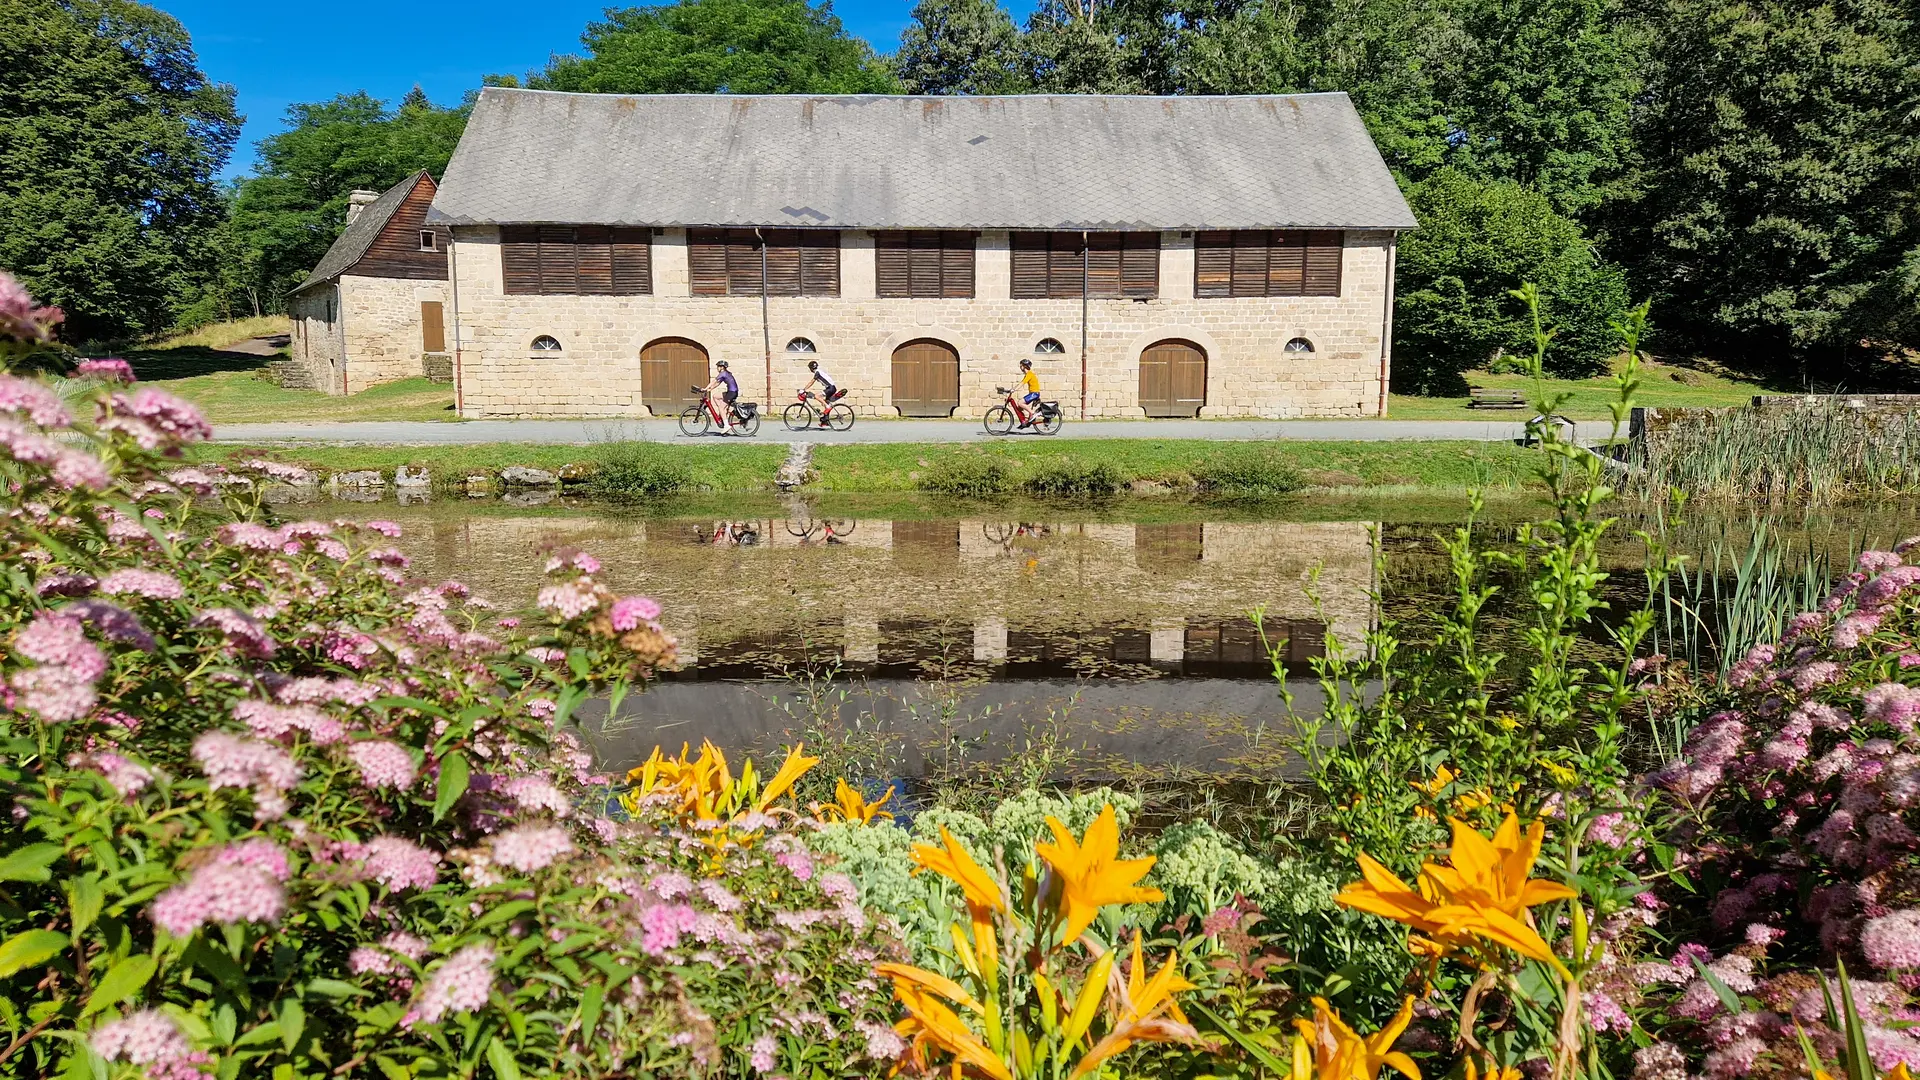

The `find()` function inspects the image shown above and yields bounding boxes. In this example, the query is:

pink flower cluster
[609,595,661,631]
[0,418,110,490]
[640,902,699,956]
[536,579,599,619]
[10,610,106,721]
[349,930,429,976]
[75,357,135,383]
[0,373,70,427]
[66,599,156,652]
[72,750,152,797]
[490,824,574,873]
[411,944,495,1025]
[348,740,417,789]
[191,731,301,819]
[360,836,441,891]
[0,270,64,343]
[151,841,291,936]
[97,387,212,453]
[236,699,346,744]
[192,607,276,658]
[498,775,570,816]
[98,567,184,600]
[90,1009,205,1080]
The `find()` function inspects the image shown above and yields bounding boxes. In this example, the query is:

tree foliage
[530,0,896,94]
[222,89,467,316]
[0,0,239,342]
[1394,169,1632,394]
[1612,0,1920,359]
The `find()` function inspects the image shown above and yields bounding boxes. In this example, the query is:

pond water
[294,492,1920,782]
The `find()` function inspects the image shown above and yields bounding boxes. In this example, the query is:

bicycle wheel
[984,405,1015,435]
[679,404,711,437]
[826,404,855,432]
[734,410,762,437]
[783,402,812,431]
[1034,410,1063,436]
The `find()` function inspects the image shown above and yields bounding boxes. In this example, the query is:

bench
[1468,387,1527,409]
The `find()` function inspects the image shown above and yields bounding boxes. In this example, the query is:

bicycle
[679,385,761,437]
[785,515,858,543]
[783,389,854,432]
[984,386,1063,436]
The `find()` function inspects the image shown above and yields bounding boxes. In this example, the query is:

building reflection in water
[377,506,1379,775]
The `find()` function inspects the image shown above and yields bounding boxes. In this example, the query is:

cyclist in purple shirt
[702,360,740,433]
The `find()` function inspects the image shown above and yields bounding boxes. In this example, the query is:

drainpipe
[449,231,464,417]
[756,228,772,406]
[1377,234,1398,417]
[337,283,349,395]
[1080,231,1089,420]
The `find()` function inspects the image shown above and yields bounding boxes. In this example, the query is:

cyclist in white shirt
[800,360,841,428]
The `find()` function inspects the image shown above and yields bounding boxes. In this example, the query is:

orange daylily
[887,976,1013,1080]
[814,778,895,824]
[1335,813,1575,978]
[875,962,985,1015]
[912,826,1005,980]
[1465,1056,1523,1080]
[1034,806,1163,946]
[1411,764,1457,798]
[1291,995,1420,1080]
[754,743,819,810]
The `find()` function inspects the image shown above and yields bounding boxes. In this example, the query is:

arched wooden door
[1139,340,1207,418]
[891,339,960,417]
[640,338,711,414]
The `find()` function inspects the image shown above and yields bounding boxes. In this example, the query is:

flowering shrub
[0,331,904,1077]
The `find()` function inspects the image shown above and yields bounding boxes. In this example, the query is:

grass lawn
[812,439,1544,493]
[124,317,457,426]
[1386,363,1773,420]
[188,441,788,492]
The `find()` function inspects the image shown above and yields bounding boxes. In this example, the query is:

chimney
[345,190,380,225]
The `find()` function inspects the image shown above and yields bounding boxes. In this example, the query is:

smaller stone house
[287,171,452,393]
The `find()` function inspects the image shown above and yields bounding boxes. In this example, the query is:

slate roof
[293,172,431,294]
[427,89,1416,232]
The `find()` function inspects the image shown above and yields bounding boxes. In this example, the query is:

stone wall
[339,275,448,392]
[287,286,344,394]
[444,227,1397,419]
[287,277,449,395]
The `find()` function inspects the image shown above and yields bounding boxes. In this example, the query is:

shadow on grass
[125,344,277,381]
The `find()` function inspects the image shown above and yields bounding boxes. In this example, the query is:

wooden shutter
[1303,230,1343,296]
[725,229,762,295]
[876,232,911,297]
[1267,230,1306,296]
[611,227,651,294]
[901,231,937,297]
[689,229,728,295]
[1086,233,1123,298]
[1047,232,1085,298]
[420,301,445,352]
[940,231,974,298]
[799,230,839,296]
[535,226,578,294]
[1229,231,1268,298]
[1121,233,1159,298]
[763,228,802,296]
[1011,232,1050,299]
[574,225,614,294]
[502,225,541,295]
[1194,232,1232,298]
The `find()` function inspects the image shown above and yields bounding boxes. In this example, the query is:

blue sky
[159,0,934,179]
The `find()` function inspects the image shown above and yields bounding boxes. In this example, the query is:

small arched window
[531,335,563,352]
[786,337,816,353]
[1284,337,1315,354]
[1034,338,1066,356]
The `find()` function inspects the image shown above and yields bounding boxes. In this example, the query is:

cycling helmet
[715,360,729,369]
[1018,359,1032,370]
[807,360,819,370]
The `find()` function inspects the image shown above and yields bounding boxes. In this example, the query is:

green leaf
[578,984,604,1041]
[0,929,69,977]
[303,978,368,1000]
[1189,1001,1291,1073]
[373,1056,411,1080]
[1838,960,1874,1080]
[469,900,537,932]
[67,875,104,939]
[278,998,306,1052]
[485,1035,523,1080]
[82,954,156,1017]
[234,1020,283,1047]
[0,843,62,882]
[1690,957,1744,1015]
[433,752,470,822]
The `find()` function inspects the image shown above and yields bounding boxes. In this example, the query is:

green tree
[224,88,467,312]
[531,0,896,94]
[894,0,1027,94]
[0,0,239,342]
[1394,169,1633,394]
[1614,0,1920,360]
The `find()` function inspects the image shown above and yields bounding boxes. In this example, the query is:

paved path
[213,417,1574,445]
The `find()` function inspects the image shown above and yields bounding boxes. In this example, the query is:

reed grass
[1632,399,1920,501]
[1649,517,1847,676]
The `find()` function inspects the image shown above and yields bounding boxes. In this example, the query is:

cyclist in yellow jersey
[1016,359,1042,426]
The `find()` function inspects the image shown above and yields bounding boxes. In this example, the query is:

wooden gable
[348,176,450,281]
